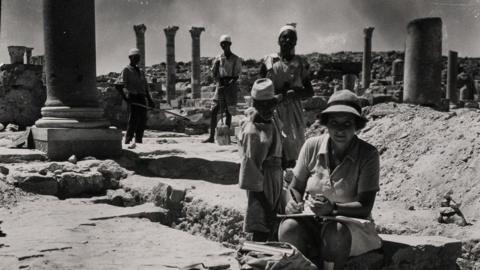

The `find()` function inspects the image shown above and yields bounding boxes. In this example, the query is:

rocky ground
[1,102,480,269]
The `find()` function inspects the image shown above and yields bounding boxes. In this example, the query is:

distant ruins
[1,12,479,136]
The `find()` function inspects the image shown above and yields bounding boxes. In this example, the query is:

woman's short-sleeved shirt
[293,134,380,203]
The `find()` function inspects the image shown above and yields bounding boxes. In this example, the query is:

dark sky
[1,0,479,74]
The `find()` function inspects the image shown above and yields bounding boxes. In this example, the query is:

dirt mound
[308,103,480,219]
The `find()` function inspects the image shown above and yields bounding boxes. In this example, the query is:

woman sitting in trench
[278,90,382,270]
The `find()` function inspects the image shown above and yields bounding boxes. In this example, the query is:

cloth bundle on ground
[236,241,317,270]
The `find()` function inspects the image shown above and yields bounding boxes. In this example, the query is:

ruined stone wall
[0,64,46,127]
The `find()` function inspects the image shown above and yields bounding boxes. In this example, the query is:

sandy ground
[2,102,480,267]
[0,196,237,269]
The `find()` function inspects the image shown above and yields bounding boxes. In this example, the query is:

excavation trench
[93,180,247,247]
[3,148,474,269]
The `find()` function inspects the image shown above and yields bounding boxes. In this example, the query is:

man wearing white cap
[115,48,155,148]
[203,35,243,143]
[260,25,313,167]
[238,78,284,241]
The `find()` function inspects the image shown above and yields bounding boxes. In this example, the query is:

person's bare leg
[321,221,351,270]
[203,102,219,143]
[278,218,309,254]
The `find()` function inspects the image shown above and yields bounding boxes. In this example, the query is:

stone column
[164,26,179,103]
[25,47,33,64]
[33,0,121,160]
[447,50,458,104]
[362,27,374,91]
[342,74,356,91]
[403,17,442,106]
[8,46,26,64]
[391,59,404,85]
[133,24,147,71]
[190,27,205,99]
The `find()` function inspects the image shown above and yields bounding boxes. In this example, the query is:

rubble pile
[3,159,129,198]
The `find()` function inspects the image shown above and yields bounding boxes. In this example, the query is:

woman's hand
[306,195,334,217]
[285,200,304,214]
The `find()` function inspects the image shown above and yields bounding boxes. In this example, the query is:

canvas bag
[236,242,318,270]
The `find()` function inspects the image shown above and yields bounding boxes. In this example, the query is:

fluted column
[133,24,146,71]
[25,47,33,64]
[362,27,374,91]
[447,51,458,104]
[190,27,204,99]
[164,26,179,103]
[32,0,121,160]
[403,18,442,106]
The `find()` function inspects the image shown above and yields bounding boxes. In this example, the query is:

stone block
[380,234,461,270]
[106,189,136,207]
[7,172,58,196]
[96,160,128,182]
[169,188,186,203]
[57,171,105,197]
[32,127,122,161]
[0,166,9,175]
[152,182,172,208]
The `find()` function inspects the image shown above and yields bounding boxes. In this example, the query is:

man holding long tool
[115,48,155,149]
[203,35,243,143]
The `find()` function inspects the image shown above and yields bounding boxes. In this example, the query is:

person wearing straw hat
[259,24,313,168]
[115,48,155,149]
[203,35,243,143]
[238,78,284,241]
[278,90,382,269]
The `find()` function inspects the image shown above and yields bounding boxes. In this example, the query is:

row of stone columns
[30,0,206,159]
[361,17,464,108]
[401,17,473,107]
[7,46,34,64]
[32,0,122,160]
[132,24,205,103]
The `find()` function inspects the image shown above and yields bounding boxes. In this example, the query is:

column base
[32,127,122,161]
[35,106,110,128]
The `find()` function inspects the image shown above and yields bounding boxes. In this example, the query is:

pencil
[289,189,298,203]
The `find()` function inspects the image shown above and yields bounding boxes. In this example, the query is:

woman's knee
[278,218,302,240]
[321,222,352,259]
